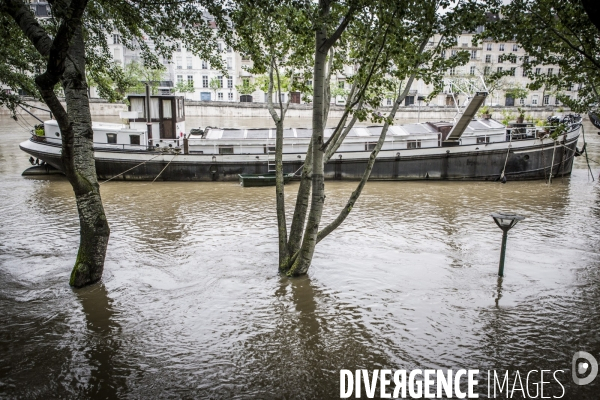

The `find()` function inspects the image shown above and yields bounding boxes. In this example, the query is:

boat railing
[505,119,581,141]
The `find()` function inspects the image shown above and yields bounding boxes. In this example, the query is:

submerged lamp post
[490,212,525,277]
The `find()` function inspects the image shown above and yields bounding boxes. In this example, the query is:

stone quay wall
[2,97,569,122]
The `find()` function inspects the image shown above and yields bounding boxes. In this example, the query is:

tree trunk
[61,27,110,287]
[287,27,329,276]
[275,118,290,269]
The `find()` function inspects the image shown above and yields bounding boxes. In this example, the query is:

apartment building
[25,2,577,107]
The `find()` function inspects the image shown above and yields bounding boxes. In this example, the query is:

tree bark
[287,19,329,276]
[61,27,110,287]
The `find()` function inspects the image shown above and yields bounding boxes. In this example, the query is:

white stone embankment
[1,97,568,121]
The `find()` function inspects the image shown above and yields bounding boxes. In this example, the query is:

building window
[520,98,525,105]
[535,67,542,75]
[228,92,233,101]
[112,34,121,45]
[187,57,192,69]
[448,67,456,76]
[227,76,233,89]
[218,92,223,100]
[555,97,560,105]
[218,76,223,88]
[497,67,503,73]
[107,133,117,144]
[407,140,421,149]
[486,43,492,51]
[441,50,446,59]
[177,75,183,83]
[202,60,208,69]
[227,57,232,70]
[497,55,503,63]
[499,44,505,51]
[176,57,182,69]
[485,54,491,63]
[532,95,538,105]
[187,75,194,85]
[130,135,140,145]
[476,136,490,144]
[387,98,392,105]
[365,142,377,151]
[484,66,491,75]
[543,95,550,105]
[522,68,528,77]
[471,50,477,59]
[470,66,476,75]
[512,44,518,51]
[218,146,233,154]
[176,43,181,52]
[451,50,457,56]
[241,54,251,61]
[510,67,516,76]
[202,75,208,88]
[338,81,344,89]
[217,42,223,52]
[547,68,553,76]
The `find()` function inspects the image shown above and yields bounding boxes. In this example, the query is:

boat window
[365,142,376,151]
[130,135,140,145]
[107,133,117,144]
[477,136,490,144]
[163,99,172,119]
[130,98,145,118]
[407,140,421,149]
[219,146,234,155]
[150,98,160,119]
[264,145,276,154]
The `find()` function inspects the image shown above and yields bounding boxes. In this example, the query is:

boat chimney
[145,83,153,146]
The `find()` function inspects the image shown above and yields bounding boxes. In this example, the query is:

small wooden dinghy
[238,172,295,187]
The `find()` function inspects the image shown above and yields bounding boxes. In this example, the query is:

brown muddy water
[1,115,600,399]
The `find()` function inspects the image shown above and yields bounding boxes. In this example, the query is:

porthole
[524,155,530,161]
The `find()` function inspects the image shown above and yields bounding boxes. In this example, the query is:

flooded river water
[1,115,600,399]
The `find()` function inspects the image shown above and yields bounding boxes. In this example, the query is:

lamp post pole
[490,212,525,277]
[498,230,508,277]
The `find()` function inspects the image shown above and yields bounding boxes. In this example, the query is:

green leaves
[485,0,600,113]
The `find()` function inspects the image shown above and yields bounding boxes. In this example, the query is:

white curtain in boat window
[162,99,172,118]
[150,98,159,119]
[130,98,145,118]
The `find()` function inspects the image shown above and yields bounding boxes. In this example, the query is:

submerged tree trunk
[3,0,108,287]
[287,27,329,276]
[62,27,110,287]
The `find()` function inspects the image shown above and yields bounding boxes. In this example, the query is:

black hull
[21,135,579,182]
[589,112,600,130]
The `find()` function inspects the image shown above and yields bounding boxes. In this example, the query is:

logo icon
[572,351,598,386]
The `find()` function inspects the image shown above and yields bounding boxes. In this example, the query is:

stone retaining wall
[1,97,568,121]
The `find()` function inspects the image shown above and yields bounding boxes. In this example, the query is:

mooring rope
[499,130,514,181]
[151,153,179,184]
[580,123,595,181]
[99,153,163,185]
[548,139,557,184]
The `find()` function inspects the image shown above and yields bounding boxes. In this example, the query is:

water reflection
[75,283,127,399]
